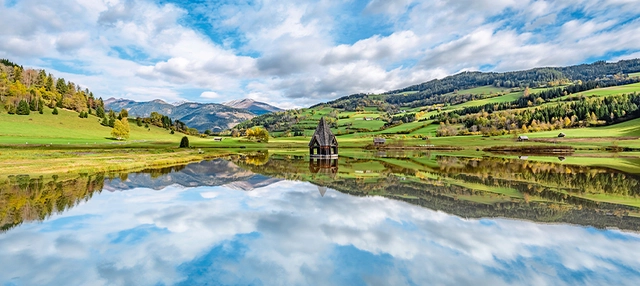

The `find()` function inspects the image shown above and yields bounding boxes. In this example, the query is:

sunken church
[308,117,338,158]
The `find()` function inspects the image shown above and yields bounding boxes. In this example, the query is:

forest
[0,59,104,115]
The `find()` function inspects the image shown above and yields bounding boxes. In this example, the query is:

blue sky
[1,0,640,108]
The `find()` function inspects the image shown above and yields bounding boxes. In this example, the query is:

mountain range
[104,98,281,132]
[103,159,282,192]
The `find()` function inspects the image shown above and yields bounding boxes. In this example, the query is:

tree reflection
[1,174,105,232]
[232,154,640,231]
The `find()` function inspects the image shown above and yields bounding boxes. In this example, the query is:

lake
[2,153,640,285]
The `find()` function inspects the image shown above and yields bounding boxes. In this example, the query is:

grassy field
[0,107,189,145]
[525,117,640,138]
[455,91,522,108]
[629,72,640,78]
[576,82,640,97]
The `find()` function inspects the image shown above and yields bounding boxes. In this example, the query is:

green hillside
[237,79,640,141]
[0,107,193,145]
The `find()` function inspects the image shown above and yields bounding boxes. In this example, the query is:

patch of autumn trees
[0,59,104,115]
[437,93,640,136]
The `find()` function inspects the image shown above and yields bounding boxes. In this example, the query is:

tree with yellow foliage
[246,126,269,142]
[111,118,130,140]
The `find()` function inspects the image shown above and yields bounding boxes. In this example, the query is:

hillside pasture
[454,91,523,108]
[0,107,204,146]
[449,85,511,95]
[575,82,640,97]
[525,117,640,138]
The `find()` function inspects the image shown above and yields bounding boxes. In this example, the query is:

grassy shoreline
[0,147,232,180]
[3,143,640,178]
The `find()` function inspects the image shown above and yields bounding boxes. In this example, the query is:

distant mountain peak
[151,99,169,104]
[104,97,131,105]
[222,98,283,115]
[172,100,189,106]
[224,98,255,106]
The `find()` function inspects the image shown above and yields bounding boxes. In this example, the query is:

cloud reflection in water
[1,181,639,285]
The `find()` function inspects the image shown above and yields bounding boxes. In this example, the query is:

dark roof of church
[309,117,337,147]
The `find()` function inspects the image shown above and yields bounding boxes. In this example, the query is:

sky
[1,0,640,108]
[2,178,640,285]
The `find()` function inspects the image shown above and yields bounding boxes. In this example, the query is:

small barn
[309,117,338,157]
[373,138,386,146]
[558,132,566,138]
[517,135,529,141]
[213,137,223,141]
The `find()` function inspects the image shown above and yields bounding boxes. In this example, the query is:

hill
[105,98,255,132]
[0,106,189,145]
[234,59,640,138]
[222,98,283,115]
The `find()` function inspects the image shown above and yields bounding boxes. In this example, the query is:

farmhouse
[309,117,338,157]
[518,135,529,141]
[213,137,223,141]
[373,138,386,146]
[558,132,566,138]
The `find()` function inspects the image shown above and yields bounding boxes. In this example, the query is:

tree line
[437,92,640,136]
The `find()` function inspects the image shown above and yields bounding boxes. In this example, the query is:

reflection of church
[317,186,327,197]
[309,158,338,177]
[309,157,338,197]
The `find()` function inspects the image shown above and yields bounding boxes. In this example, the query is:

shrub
[52,107,59,115]
[179,136,189,148]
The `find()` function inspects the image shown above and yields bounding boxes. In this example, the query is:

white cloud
[0,0,639,108]
[200,91,221,99]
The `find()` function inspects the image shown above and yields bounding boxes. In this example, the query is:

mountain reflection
[3,154,640,233]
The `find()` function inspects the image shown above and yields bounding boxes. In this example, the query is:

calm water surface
[2,156,640,285]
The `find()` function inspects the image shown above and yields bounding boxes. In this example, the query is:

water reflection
[1,155,640,285]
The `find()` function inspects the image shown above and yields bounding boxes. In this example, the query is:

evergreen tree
[29,97,36,111]
[56,78,68,95]
[16,99,30,115]
[52,107,58,115]
[96,106,104,118]
[101,116,109,126]
[179,136,189,148]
